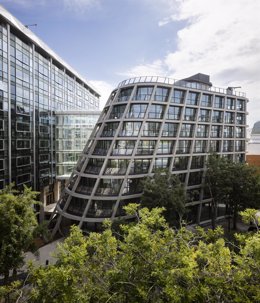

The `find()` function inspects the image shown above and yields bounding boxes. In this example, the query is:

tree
[141,170,186,225]
[0,185,39,283]
[12,205,259,303]
[206,154,260,229]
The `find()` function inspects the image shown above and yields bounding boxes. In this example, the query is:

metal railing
[118,76,246,97]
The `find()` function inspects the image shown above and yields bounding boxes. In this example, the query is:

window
[130,159,150,174]
[194,140,207,153]
[184,108,196,121]
[153,158,170,171]
[148,104,165,119]
[214,96,224,108]
[212,111,223,123]
[126,104,147,118]
[201,94,212,107]
[75,177,96,195]
[191,156,205,169]
[176,140,191,154]
[66,197,88,216]
[154,87,169,102]
[162,123,178,137]
[223,126,234,138]
[236,113,245,125]
[122,178,144,195]
[209,140,221,152]
[96,179,122,196]
[112,140,135,156]
[39,140,49,148]
[17,156,30,167]
[0,159,4,171]
[117,87,133,102]
[224,112,235,124]
[16,122,30,132]
[16,140,30,149]
[226,98,235,110]
[236,127,245,138]
[235,140,245,152]
[105,159,129,175]
[157,140,174,154]
[167,106,181,120]
[236,99,245,111]
[120,122,141,136]
[142,122,161,136]
[101,122,119,137]
[171,89,185,104]
[85,158,104,174]
[187,92,199,105]
[135,86,153,101]
[93,140,111,155]
[223,140,233,152]
[198,109,210,122]
[87,200,116,218]
[109,104,126,119]
[180,124,194,137]
[211,125,222,138]
[137,140,156,155]
[196,125,209,138]
[173,156,189,171]
[16,173,31,185]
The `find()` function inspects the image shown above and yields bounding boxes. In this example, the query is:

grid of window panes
[59,81,247,226]
[55,113,100,178]
[0,22,100,192]
[0,25,8,187]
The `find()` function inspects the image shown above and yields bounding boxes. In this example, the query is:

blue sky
[1,0,260,127]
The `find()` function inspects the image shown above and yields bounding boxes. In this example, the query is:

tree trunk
[211,200,217,230]
[233,204,238,230]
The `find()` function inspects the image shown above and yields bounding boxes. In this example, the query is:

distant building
[247,121,260,167]
[0,6,100,212]
[52,74,248,234]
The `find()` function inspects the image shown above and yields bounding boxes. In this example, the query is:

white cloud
[122,0,260,126]
[89,80,115,110]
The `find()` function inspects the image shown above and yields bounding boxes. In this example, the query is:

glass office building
[51,111,100,211]
[53,73,248,233]
[0,6,100,209]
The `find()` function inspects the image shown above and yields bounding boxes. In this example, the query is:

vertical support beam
[49,59,53,184]
[32,44,36,190]
[6,24,11,183]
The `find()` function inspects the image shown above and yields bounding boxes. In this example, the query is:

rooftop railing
[118,76,246,98]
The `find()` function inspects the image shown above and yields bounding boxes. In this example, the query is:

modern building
[247,121,260,167]
[0,6,100,210]
[49,111,101,211]
[52,74,248,233]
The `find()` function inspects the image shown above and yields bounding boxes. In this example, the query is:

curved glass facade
[54,74,248,231]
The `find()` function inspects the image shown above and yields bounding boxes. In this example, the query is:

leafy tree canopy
[0,184,39,283]
[3,205,260,303]
[141,170,186,225]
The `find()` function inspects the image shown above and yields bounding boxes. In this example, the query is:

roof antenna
[25,24,37,29]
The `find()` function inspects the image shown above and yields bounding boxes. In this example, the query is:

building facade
[53,74,247,233]
[0,6,100,207]
[247,121,260,167]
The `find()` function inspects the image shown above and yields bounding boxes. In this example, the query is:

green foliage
[0,184,39,283]
[141,170,186,225]
[206,154,260,229]
[16,206,260,303]
[240,208,260,231]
